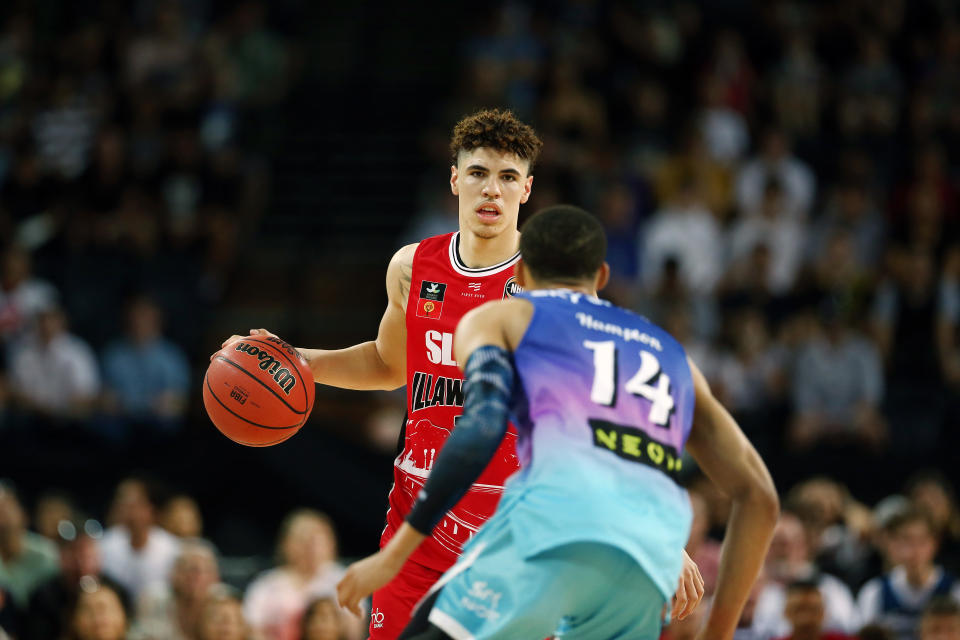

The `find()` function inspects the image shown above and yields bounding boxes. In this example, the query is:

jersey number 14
[583,340,674,426]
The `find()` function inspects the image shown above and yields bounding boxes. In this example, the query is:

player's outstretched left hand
[337,550,405,617]
[672,549,705,621]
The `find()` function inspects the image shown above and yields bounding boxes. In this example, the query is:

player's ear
[450,165,459,196]
[595,262,610,292]
[520,174,533,204]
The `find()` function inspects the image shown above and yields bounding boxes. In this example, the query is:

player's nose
[482,176,501,198]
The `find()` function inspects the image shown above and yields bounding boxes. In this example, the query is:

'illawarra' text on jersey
[383,232,522,572]
[501,289,695,600]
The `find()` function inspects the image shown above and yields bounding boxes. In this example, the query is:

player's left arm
[337,299,532,615]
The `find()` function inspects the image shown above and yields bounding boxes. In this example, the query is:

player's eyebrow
[465,164,522,177]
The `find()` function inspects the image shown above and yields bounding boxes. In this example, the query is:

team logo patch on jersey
[417,280,447,319]
[419,280,447,301]
[503,276,522,299]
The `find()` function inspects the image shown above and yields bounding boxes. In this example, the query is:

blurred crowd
[4,0,960,638]
[0,477,364,640]
[409,0,960,500]
[0,0,284,451]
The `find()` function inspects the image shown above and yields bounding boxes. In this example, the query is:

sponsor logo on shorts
[371,608,385,629]
[460,580,502,620]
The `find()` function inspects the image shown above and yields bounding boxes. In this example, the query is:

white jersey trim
[448,232,520,277]
[429,609,476,640]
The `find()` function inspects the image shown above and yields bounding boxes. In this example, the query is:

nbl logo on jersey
[503,276,522,299]
[417,280,447,319]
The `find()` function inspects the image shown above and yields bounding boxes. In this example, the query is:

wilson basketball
[203,335,315,446]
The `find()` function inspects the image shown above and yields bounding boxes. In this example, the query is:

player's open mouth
[476,204,502,221]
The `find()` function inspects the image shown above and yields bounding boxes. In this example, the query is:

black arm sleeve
[406,345,514,535]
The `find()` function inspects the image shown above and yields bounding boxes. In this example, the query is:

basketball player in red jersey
[222,109,703,638]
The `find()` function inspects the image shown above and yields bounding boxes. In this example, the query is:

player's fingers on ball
[221,334,240,348]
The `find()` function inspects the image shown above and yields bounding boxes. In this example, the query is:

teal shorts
[425,514,667,639]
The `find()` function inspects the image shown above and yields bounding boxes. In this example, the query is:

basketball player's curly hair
[450,109,543,172]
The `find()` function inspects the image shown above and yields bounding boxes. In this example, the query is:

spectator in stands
[789,297,886,455]
[7,305,100,420]
[769,33,823,138]
[778,579,857,640]
[727,178,806,295]
[595,181,644,306]
[99,477,181,601]
[0,480,58,610]
[871,248,947,460]
[735,127,815,220]
[302,597,350,640]
[698,75,749,167]
[100,294,190,437]
[32,490,76,542]
[920,598,960,640]
[787,478,876,591]
[808,181,884,273]
[858,510,960,640]
[132,538,221,640]
[0,245,58,349]
[0,586,14,640]
[641,173,724,294]
[907,472,960,574]
[65,581,130,640]
[753,512,860,639]
[244,509,362,640]
[653,126,733,219]
[161,495,204,540]
[838,32,903,140]
[24,518,128,640]
[197,590,250,640]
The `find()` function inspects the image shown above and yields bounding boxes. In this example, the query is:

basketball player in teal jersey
[338,205,779,639]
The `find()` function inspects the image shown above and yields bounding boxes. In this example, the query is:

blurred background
[2,0,960,639]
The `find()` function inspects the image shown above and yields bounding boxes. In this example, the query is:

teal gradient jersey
[499,289,695,600]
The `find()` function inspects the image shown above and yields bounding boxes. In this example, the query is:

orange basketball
[203,335,315,446]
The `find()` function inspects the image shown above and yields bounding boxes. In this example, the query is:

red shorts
[369,559,445,639]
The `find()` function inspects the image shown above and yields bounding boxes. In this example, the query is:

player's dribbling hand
[672,549,705,621]
[336,551,404,617]
[212,329,278,360]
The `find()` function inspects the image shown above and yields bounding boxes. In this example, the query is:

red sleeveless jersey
[381,231,523,572]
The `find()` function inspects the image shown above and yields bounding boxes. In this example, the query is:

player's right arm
[219,244,416,391]
[684,357,779,640]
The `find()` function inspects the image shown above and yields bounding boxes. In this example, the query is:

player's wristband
[406,345,514,535]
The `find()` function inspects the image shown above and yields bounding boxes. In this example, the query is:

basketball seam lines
[242,337,311,410]
[205,371,304,429]
[214,354,307,415]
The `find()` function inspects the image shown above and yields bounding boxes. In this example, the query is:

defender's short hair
[450,109,542,172]
[520,205,606,282]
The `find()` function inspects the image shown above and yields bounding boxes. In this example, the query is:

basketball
[203,335,315,446]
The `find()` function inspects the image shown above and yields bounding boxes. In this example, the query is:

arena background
[2,0,960,637]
